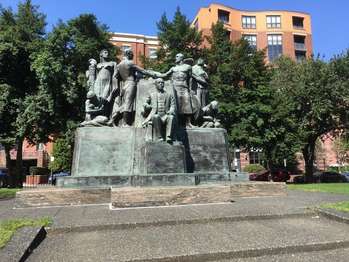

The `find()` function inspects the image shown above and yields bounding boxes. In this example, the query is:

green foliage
[242,164,266,173]
[29,167,49,176]
[0,188,20,200]
[206,22,295,167]
[288,183,349,195]
[32,14,119,130]
[272,55,349,179]
[142,7,202,70]
[0,217,52,248]
[321,201,349,213]
[49,125,76,173]
[0,0,47,186]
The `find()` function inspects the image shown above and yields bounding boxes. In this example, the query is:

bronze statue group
[81,49,221,143]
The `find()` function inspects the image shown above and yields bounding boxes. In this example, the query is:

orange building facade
[192,3,313,62]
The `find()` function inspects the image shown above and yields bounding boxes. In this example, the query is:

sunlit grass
[0,217,52,248]
[288,183,349,195]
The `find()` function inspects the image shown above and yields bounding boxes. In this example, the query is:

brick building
[110,32,159,65]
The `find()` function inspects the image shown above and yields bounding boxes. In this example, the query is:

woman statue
[93,49,118,109]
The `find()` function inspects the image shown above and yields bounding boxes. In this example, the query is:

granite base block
[15,188,111,208]
[111,185,232,208]
[230,182,287,197]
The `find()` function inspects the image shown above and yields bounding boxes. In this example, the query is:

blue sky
[2,0,349,59]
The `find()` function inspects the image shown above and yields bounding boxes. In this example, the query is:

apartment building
[192,3,313,62]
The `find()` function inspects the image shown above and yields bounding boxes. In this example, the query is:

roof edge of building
[206,2,311,16]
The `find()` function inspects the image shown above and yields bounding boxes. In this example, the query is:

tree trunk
[15,138,24,188]
[4,144,15,188]
[302,139,316,183]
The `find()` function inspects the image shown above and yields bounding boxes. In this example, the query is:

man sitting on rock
[142,78,176,143]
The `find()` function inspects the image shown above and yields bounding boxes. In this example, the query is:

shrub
[243,164,266,173]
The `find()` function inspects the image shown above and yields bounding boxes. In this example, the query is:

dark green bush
[243,164,266,173]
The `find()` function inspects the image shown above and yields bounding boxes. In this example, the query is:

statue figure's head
[175,53,184,64]
[210,100,219,111]
[197,58,204,66]
[155,78,165,92]
[99,49,109,60]
[89,58,97,66]
[125,49,134,60]
[86,91,96,100]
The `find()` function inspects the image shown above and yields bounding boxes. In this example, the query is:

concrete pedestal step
[28,214,349,262]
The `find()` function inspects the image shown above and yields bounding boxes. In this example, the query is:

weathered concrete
[0,226,46,262]
[27,216,349,262]
[230,182,287,197]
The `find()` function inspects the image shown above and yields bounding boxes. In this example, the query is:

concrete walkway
[1,190,349,261]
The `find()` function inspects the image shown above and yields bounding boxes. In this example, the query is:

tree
[206,22,293,168]
[0,0,47,187]
[142,7,202,70]
[272,56,349,181]
[32,14,119,172]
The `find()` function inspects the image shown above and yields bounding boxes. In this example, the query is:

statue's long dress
[94,63,114,104]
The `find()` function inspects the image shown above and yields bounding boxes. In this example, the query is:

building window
[295,51,306,62]
[266,15,281,28]
[121,45,131,55]
[242,16,256,29]
[148,48,157,59]
[218,9,230,23]
[242,34,257,48]
[294,35,306,51]
[249,151,262,165]
[293,16,304,29]
[267,34,283,61]
[36,143,44,151]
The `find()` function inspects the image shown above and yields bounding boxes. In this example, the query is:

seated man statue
[142,78,176,143]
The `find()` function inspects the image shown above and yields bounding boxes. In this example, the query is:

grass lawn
[288,183,349,195]
[0,217,52,249]
[0,188,20,200]
[321,202,349,213]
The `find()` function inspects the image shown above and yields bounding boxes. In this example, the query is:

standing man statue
[152,53,195,128]
[142,78,176,143]
[114,49,156,127]
[192,58,209,107]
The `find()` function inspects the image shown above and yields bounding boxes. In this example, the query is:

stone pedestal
[60,127,231,188]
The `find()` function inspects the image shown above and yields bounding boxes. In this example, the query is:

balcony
[294,42,306,51]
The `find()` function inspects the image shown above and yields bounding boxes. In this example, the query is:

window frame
[242,16,256,29]
[266,15,281,28]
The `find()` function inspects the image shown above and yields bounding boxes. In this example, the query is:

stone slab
[111,182,287,208]
[230,182,287,197]
[177,128,231,173]
[0,226,46,262]
[142,141,186,173]
[111,184,232,208]
[72,127,136,177]
[57,173,230,188]
[15,188,111,208]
